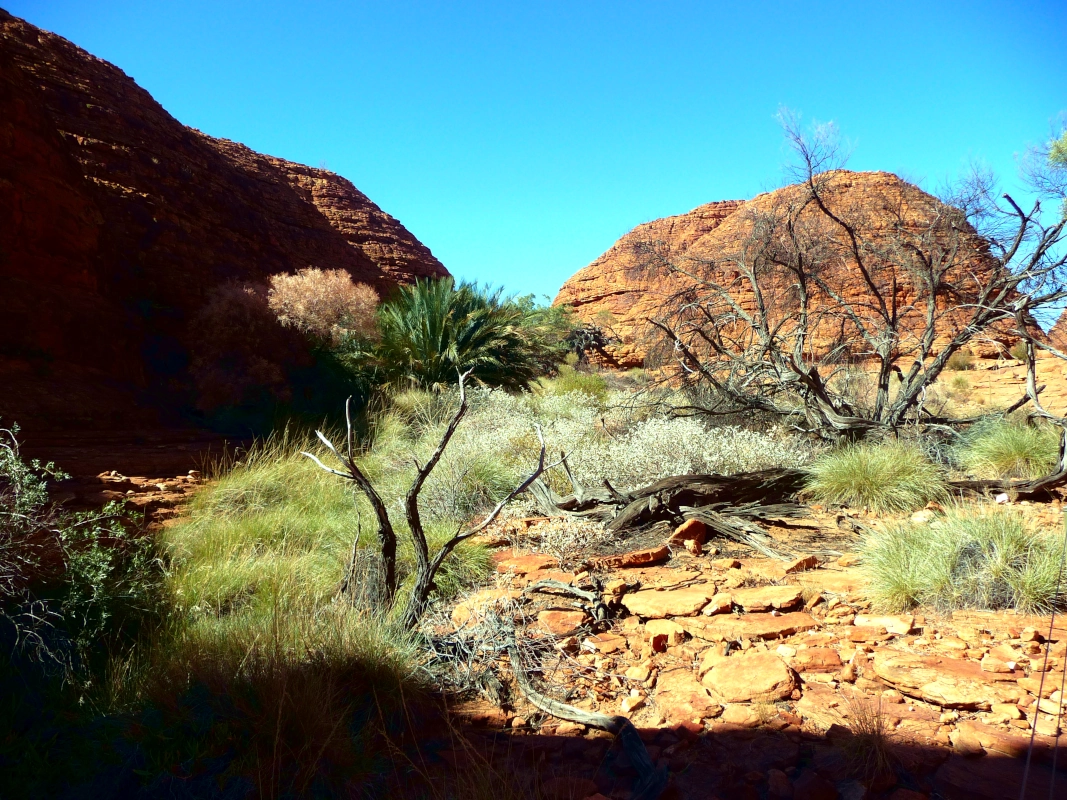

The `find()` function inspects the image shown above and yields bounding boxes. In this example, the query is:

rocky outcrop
[1051,308,1067,350]
[0,10,446,433]
[554,172,1022,368]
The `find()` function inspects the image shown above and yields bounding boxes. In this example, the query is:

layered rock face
[555,172,1019,368]
[0,10,446,433]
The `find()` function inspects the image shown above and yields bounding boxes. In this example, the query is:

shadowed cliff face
[0,10,447,435]
[554,172,1031,369]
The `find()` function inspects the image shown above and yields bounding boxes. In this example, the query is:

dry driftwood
[506,637,668,800]
[531,466,806,560]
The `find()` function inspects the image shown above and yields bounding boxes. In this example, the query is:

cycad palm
[371,278,552,391]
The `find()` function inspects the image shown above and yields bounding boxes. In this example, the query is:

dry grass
[840,692,895,784]
[803,441,948,513]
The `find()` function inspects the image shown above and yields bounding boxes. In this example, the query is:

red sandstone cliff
[555,172,1026,369]
[0,10,447,433]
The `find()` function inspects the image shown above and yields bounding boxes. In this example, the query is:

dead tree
[303,370,549,629]
[642,114,1067,439]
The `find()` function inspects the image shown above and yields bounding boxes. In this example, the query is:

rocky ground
[441,504,1067,800]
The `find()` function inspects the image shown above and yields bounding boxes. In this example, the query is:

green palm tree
[355,278,562,392]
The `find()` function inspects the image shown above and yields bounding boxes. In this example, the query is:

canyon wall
[0,10,447,433]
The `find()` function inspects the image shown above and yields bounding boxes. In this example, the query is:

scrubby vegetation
[803,441,948,513]
[864,505,1066,614]
[953,416,1061,479]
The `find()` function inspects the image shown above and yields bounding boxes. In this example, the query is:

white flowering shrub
[375,388,819,523]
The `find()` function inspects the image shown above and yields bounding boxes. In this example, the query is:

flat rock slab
[730,585,802,611]
[494,554,557,575]
[855,614,914,635]
[680,611,819,642]
[592,546,669,570]
[792,647,842,673]
[536,610,588,637]
[621,585,716,618]
[653,668,722,723]
[872,650,1024,710]
[702,651,795,702]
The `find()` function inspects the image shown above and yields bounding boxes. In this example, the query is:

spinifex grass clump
[954,416,1060,480]
[803,441,947,513]
[864,506,1066,614]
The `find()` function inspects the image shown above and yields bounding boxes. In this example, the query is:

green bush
[344,278,567,392]
[803,441,947,513]
[537,363,609,402]
[1010,341,1029,362]
[954,417,1060,479]
[1,422,158,672]
[864,506,1066,613]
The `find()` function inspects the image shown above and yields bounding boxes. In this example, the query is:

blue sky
[8,1,1066,299]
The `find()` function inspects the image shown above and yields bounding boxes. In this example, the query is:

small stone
[593,546,670,569]
[883,689,905,704]
[494,553,557,575]
[555,721,585,735]
[669,518,706,546]
[940,711,959,723]
[910,509,936,524]
[645,618,686,646]
[536,610,589,637]
[776,644,797,658]
[837,553,861,567]
[785,554,820,573]
[604,578,627,596]
[701,593,733,616]
[711,558,742,570]
[990,702,1023,720]
[621,695,646,713]
[625,664,651,682]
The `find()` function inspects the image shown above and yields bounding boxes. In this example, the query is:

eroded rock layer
[0,10,447,432]
[554,172,1021,368]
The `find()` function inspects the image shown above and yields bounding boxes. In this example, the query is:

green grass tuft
[954,417,1060,480]
[864,505,1066,614]
[803,441,947,513]
[536,363,609,402]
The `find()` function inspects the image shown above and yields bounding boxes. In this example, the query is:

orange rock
[793,647,842,673]
[784,555,820,573]
[668,518,706,546]
[620,584,717,619]
[680,611,819,642]
[554,171,1028,369]
[730,585,802,612]
[703,651,795,702]
[653,668,722,723]
[536,610,589,637]
[494,553,557,575]
[593,546,669,569]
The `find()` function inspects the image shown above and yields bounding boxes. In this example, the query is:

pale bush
[380,388,818,524]
[267,267,378,344]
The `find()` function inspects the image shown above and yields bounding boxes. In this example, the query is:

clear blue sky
[8,1,1066,300]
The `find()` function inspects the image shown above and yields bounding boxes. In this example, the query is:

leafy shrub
[346,278,565,392]
[537,364,609,402]
[864,506,1066,613]
[268,267,379,345]
[0,423,158,673]
[954,417,1060,479]
[1010,341,1029,361]
[803,441,947,512]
